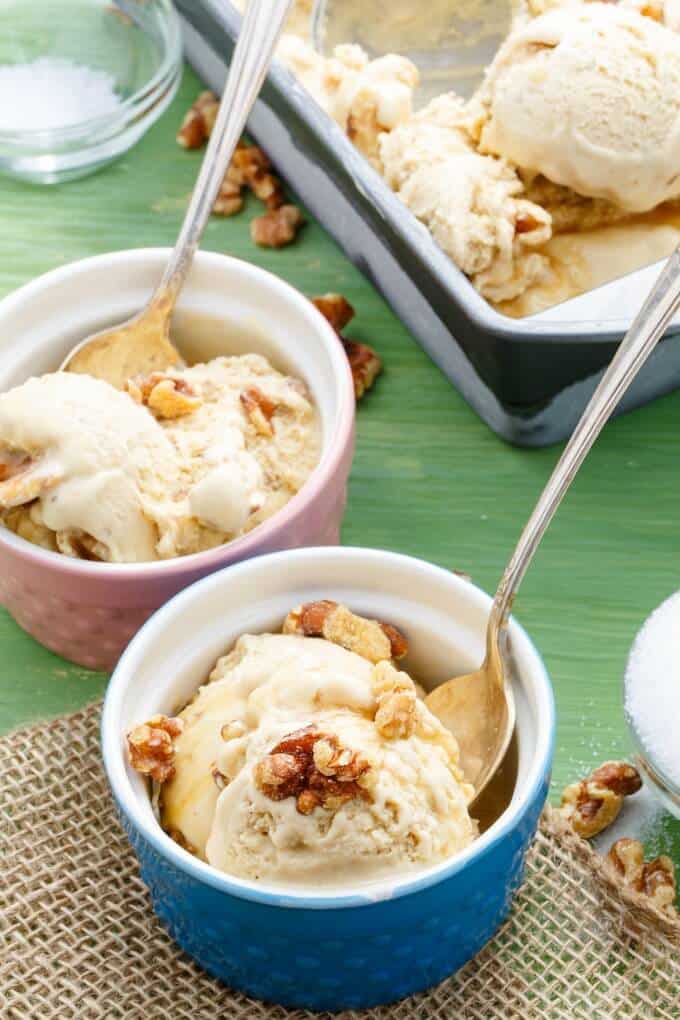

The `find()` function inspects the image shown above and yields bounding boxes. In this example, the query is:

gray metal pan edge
[177,0,680,447]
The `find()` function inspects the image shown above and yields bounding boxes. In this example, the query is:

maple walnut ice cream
[242,0,680,308]
[0,355,319,563]
[128,603,476,887]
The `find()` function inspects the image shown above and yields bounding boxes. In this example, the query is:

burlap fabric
[1,704,678,1019]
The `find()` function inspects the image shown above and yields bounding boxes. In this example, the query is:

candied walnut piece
[515,211,542,235]
[251,204,305,248]
[312,294,356,332]
[372,661,417,740]
[283,600,408,664]
[589,761,642,797]
[607,838,678,915]
[254,725,370,815]
[177,90,219,149]
[240,386,278,437]
[127,372,202,420]
[607,837,645,886]
[0,452,62,509]
[641,856,677,913]
[311,292,382,400]
[213,176,243,217]
[559,761,642,838]
[342,339,382,400]
[0,450,31,483]
[127,715,184,783]
[229,144,284,209]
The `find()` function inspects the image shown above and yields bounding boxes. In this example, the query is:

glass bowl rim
[0,0,182,142]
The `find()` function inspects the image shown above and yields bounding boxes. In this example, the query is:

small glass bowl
[0,0,182,184]
[624,591,680,821]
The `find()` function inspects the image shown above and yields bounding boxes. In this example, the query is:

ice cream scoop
[477,3,680,213]
[158,631,476,886]
[0,357,320,563]
[0,373,180,561]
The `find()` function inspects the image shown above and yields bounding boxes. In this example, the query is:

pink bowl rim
[0,249,356,581]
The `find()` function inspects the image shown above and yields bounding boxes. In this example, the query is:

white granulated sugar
[624,590,680,788]
[0,58,121,131]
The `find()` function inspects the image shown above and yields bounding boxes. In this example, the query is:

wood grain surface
[0,67,677,861]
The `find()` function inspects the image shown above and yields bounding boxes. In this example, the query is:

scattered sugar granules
[0,57,121,131]
[625,590,680,788]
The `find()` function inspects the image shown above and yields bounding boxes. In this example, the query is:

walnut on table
[283,600,408,664]
[127,715,184,783]
[559,761,642,838]
[251,204,305,248]
[254,725,370,816]
[213,177,243,217]
[311,293,356,332]
[127,372,202,420]
[311,293,383,400]
[606,837,678,916]
[230,144,284,210]
[177,97,305,233]
[176,90,219,149]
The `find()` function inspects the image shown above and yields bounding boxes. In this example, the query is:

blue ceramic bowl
[102,547,555,1010]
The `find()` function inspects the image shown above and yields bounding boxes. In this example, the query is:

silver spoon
[61,0,293,389]
[312,0,511,106]
[426,244,680,805]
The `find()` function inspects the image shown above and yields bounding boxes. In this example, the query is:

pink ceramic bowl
[0,249,355,670]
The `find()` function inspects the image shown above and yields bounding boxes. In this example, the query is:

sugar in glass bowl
[0,0,182,183]
[625,591,680,820]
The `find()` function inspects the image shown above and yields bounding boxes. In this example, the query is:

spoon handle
[153,0,293,307]
[490,244,680,634]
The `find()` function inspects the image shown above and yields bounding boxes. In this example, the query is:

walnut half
[283,600,408,664]
[127,373,202,420]
[559,761,642,839]
[311,293,382,400]
[312,294,356,332]
[127,715,184,783]
[254,725,370,815]
[342,339,383,400]
[607,838,678,916]
[251,205,305,248]
[176,91,219,149]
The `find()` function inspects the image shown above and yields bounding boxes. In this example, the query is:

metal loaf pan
[176,0,680,447]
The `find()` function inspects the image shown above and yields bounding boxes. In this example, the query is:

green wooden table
[0,67,678,862]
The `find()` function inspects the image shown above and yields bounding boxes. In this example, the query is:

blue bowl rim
[102,546,556,911]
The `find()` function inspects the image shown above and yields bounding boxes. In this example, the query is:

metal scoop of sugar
[62,0,293,387]
[312,0,511,105]
[427,245,680,804]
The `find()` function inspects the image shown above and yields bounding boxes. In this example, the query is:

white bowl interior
[104,547,554,902]
[0,249,349,451]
